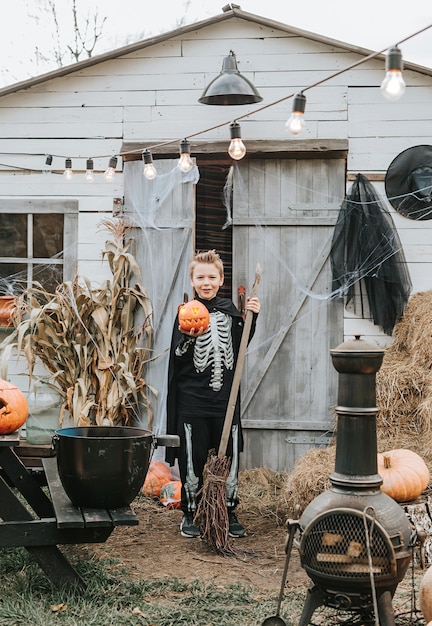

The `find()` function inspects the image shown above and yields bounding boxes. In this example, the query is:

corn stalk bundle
[1,219,154,427]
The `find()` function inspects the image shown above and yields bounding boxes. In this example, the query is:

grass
[0,546,305,626]
[0,546,425,625]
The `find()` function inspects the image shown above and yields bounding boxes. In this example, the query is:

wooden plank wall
[0,16,430,452]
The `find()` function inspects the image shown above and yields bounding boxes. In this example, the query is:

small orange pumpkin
[0,378,29,434]
[178,299,210,332]
[159,480,181,509]
[377,448,430,502]
[0,295,18,328]
[142,460,172,498]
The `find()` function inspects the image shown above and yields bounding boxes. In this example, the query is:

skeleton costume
[166,295,258,516]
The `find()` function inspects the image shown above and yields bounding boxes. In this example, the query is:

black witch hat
[385,145,432,220]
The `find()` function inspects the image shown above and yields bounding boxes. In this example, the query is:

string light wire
[115,21,432,162]
[0,22,430,170]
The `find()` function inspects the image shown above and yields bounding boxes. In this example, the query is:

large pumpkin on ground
[419,566,432,622]
[142,460,172,498]
[178,300,210,332]
[159,480,181,509]
[377,448,430,502]
[0,378,28,434]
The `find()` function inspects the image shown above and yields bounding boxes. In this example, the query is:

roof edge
[0,7,430,97]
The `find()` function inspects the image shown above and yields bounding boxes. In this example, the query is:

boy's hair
[189,249,224,279]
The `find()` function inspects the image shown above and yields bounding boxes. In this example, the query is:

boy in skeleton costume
[166,250,260,538]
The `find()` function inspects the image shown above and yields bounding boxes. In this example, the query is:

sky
[0,0,431,87]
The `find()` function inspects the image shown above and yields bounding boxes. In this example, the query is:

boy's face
[191,262,224,300]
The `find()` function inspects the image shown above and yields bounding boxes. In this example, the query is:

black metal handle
[51,433,59,453]
[155,434,180,448]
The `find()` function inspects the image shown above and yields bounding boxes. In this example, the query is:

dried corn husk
[0,218,154,427]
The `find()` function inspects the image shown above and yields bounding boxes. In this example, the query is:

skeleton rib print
[193,311,234,391]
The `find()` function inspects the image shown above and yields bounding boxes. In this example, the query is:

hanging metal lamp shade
[198,50,263,106]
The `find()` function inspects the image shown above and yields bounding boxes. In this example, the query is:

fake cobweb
[0,161,416,437]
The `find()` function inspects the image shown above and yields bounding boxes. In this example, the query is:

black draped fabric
[330,173,412,335]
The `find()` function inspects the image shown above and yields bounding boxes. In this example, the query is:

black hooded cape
[165,295,257,466]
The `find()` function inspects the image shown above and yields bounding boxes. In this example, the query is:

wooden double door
[124,155,345,472]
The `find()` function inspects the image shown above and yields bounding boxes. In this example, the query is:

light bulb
[143,149,157,180]
[144,162,157,180]
[228,138,246,160]
[381,46,406,101]
[285,93,306,135]
[85,158,94,182]
[44,154,53,174]
[381,71,406,101]
[178,139,194,173]
[285,111,305,135]
[228,121,246,160]
[63,158,73,180]
[104,156,118,181]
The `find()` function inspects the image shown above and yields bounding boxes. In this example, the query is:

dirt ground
[91,496,309,594]
[87,494,427,623]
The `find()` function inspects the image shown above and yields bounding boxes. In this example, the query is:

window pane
[33,264,63,293]
[0,263,27,294]
[0,214,27,258]
[33,214,64,258]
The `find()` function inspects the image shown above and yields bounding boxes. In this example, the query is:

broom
[195,265,262,554]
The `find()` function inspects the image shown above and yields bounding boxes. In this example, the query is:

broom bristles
[195,454,237,554]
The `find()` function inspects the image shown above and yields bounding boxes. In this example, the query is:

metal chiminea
[297,336,413,625]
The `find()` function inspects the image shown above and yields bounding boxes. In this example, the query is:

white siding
[0,13,431,349]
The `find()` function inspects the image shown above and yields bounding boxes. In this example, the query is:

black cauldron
[53,426,179,509]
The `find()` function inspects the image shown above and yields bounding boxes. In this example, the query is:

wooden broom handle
[218,265,262,458]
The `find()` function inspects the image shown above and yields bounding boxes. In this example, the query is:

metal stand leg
[298,586,325,626]
[377,590,396,626]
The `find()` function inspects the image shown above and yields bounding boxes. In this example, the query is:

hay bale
[239,449,336,522]
[391,291,432,369]
[376,290,432,468]
[279,446,336,517]
[238,467,288,524]
[239,290,432,521]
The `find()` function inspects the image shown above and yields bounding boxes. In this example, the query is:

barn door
[123,159,198,435]
[232,158,346,472]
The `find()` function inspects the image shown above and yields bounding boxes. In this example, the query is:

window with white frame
[0,200,78,295]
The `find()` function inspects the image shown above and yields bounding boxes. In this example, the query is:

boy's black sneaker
[228,511,246,538]
[180,514,200,538]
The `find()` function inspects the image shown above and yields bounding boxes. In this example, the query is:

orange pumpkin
[178,299,210,332]
[142,460,172,498]
[420,566,432,623]
[159,480,181,509]
[0,378,28,434]
[377,448,430,502]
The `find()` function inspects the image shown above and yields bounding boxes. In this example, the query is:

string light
[2,22,431,176]
[142,149,157,180]
[228,121,246,160]
[381,46,406,101]
[104,156,118,181]
[285,93,306,135]
[178,139,194,173]
[63,158,73,180]
[85,158,95,182]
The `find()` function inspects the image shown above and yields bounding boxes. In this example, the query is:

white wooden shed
[0,6,431,472]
